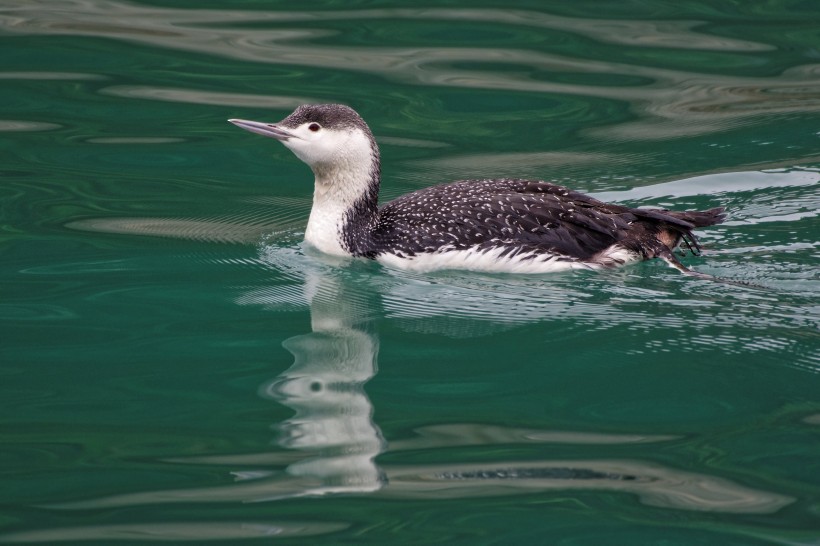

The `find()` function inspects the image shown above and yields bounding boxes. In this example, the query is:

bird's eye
[308,123,321,132]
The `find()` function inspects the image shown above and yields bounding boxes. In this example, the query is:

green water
[1,1,819,543]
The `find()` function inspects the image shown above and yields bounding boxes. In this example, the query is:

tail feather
[629,206,725,257]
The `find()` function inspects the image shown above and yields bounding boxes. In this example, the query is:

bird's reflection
[258,270,386,495]
[44,250,794,520]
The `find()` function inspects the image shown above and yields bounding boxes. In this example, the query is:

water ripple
[67,216,285,244]
[85,137,185,144]
[102,85,318,109]
[591,167,820,201]
[382,459,792,513]
[0,521,349,543]
[0,71,103,80]
[0,120,62,132]
[48,420,791,516]
[3,0,820,141]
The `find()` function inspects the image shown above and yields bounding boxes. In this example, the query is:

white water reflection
[67,216,293,244]
[0,120,62,132]
[256,271,387,497]
[37,257,794,521]
[381,461,792,514]
[3,1,820,140]
[0,71,103,80]
[0,521,349,543]
[591,167,820,202]
[101,86,318,109]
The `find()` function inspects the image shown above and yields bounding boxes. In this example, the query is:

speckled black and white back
[362,178,721,273]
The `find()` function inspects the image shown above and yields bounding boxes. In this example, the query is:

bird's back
[366,178,717,265]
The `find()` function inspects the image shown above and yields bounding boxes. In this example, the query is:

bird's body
[230,104,724,275]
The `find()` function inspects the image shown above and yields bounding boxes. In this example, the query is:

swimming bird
[229,104,725,275]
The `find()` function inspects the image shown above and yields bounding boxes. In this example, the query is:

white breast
[304,197,349,256]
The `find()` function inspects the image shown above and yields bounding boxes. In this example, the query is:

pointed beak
[228,119,294,141]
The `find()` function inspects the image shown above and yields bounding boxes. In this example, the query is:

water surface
[1,1,819,544]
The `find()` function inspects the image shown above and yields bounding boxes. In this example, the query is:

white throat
[302,130,379,257]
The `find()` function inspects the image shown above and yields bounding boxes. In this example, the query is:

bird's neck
[304,150,380,257]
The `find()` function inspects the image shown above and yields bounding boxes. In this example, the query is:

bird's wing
[376,179,638,258]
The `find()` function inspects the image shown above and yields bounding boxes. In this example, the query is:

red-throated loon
[229,104,725,275]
